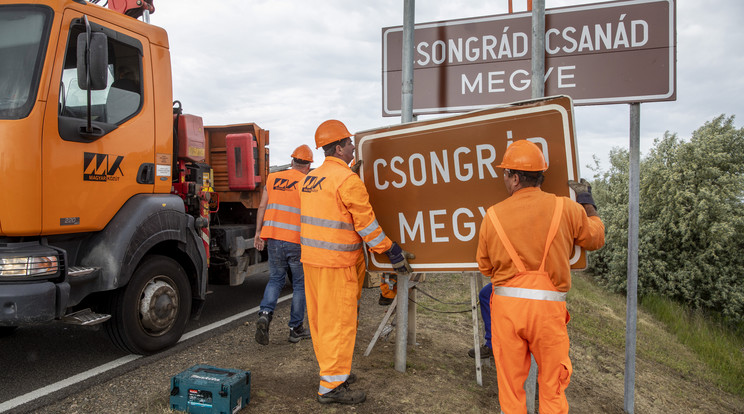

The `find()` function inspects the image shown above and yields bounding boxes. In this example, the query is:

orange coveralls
[476,187,604,413]
[300,157,392,395]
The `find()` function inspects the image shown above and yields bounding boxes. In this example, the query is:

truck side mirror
[76,31,108,90]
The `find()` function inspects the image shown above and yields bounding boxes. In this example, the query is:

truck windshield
[0,6,53,120]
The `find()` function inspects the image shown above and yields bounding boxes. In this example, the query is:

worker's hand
[254,237,265,251]
[385,242,415,274]
[350,159,363,174]
[568,178,597,210]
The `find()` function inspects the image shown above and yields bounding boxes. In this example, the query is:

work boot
[317,382,366,405]
[288,324,311,343]
[468,345,492,359]
[255,311,272,345]
[378,294,394,306]
[346,372,357,385]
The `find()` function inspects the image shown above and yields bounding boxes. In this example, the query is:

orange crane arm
[107,0,155,18]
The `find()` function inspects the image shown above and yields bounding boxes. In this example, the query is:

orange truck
[0,0,270,354]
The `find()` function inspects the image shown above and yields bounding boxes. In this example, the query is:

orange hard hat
[315,119,352,149]
[497,140,548,172]
[291,144,314,163]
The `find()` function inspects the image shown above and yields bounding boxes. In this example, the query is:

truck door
[42,11,156,234]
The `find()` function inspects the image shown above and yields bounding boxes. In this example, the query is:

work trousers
[479,283,493,349]
[259,239,306,328]
[304,255,365,395]
[490,272,572,414]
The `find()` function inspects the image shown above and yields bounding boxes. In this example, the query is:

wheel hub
[139,279,179,335]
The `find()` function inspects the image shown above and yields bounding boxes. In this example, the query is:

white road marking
[0,294,291,413]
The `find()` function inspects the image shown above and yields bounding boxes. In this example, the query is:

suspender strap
[487,208,526,273]
[539,197,564,272]
[486,197,564,273]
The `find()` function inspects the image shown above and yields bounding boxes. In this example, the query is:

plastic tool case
[170,364,251,413]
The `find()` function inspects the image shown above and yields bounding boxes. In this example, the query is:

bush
[587,115,744,323]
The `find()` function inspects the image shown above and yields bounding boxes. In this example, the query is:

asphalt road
[0,271,282,413]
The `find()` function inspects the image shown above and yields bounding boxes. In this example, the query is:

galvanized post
[531,0,545,99]
[624,103,640,413]
[408,274,417,345]
[401,0,415,124]
[470,272,483,386]
[526,1,545,412]
[395,272,410,372]
[395,1,415,373]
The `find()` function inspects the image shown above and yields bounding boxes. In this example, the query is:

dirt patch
[31,273,744,413]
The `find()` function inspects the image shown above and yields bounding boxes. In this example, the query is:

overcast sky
[151,0,743,175]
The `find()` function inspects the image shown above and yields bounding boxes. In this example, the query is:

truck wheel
[105,255,191,355]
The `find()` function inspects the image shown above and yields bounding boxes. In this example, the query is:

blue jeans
[259,239,306,328]
[479,283,493,349]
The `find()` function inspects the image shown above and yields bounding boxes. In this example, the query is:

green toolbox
[170,364,251,413]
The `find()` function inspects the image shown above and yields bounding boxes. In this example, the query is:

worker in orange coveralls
[300,119,414,405]
[476,140,605,413]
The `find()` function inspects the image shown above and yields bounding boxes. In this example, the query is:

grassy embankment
[569,271,744,398]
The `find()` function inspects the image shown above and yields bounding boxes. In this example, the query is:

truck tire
[105,255,192,355]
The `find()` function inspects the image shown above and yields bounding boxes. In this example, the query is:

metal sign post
[401,0,415,124]
[526,1,545,411]
[395,0,416,374]
[624,103,641,413]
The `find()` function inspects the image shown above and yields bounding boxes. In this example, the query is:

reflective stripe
[493,286,567,302]
[301,237,363,252]
[321,374,349,383]
[365,230,387,249]
[318,374,349,395]
[266,203,301,215]
[357,219,380,237]
[263,220,301,233]
[302,215,354,231]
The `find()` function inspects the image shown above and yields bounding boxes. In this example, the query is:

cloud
[151,0,743,169]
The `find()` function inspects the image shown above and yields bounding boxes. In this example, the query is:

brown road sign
[382,0,676,116]
[357,95,586,273]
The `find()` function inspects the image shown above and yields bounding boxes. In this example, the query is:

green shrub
[587,115,744,323]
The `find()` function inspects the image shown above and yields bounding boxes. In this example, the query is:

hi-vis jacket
[260,168,305,244]
[300,157,392,267]
[476,187,605,291]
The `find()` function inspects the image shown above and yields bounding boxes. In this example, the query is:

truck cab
[0,0,268,354]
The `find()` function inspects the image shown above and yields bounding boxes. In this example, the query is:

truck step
[61,308,111,326]
[68,266,99,277]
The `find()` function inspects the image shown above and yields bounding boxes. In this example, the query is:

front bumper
[0,281,70,325]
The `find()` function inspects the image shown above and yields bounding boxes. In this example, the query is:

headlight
[0,255,59,277]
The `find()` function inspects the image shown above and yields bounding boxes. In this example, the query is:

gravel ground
[23,273,744,413]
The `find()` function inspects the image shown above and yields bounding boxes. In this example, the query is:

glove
[385,242,415,274]
[350,159,363,174]
[568,178,596,209]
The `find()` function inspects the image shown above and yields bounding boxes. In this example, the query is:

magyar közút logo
[83,152,124,182]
